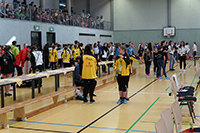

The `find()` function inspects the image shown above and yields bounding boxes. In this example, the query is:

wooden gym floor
[1,60,200,133]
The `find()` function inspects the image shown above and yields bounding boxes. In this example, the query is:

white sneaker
[180,69,182,72]
[183,69,185,72]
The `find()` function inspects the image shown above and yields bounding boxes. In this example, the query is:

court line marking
[9,126,72,133]
[96,90,167,95]
[125,97,160,133]
[77,65,178,132]
[8,120,155,133]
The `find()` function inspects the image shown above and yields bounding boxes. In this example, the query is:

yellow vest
[73,48,81,60]
[62,50,71,63]
[49,49,58,62]
[114,55,130,76]
[81,55,97,79]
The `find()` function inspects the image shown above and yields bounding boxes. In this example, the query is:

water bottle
[181,80,184,88]
[115,72,118,77]
[65,95,67,103]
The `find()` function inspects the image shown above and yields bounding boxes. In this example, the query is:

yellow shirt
[73,48,81,60]
[62,50,71,63]
[81,54,97,79]
[114,55,130,76]
[49,49,58,62]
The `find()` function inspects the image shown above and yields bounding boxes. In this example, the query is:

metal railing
[0,2,113,31]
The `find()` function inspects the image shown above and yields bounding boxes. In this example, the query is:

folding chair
[160,108,174,133]
[155,118,167,133]
[170,76,196,123]
[171,101,200,133]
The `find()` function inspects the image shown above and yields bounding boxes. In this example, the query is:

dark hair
[79,43,83,47]
[76,56,81,62]
[4,46,11,53]
[84,44,92,54]
[161,41,165,46]
[179,41,185,48]
[158,46,163,50]
[31,45,37,51]
[74,40,78,44]
[52,46,55,49]
[27,46,31,49]
[12,41,17,45]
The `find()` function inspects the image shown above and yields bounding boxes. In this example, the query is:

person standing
[178,41,189,72]
[157,46,170,79]
[0,46,15,97]
[168,41,175,71]
[57,44,63,68]
[192,42,197,59]
[43,43,50,70]
[153,47,158,75]
[30,45,43,87]
[97,41,101,61]
[138,44,144,64]
[14,45,31,76]
[93,43,99,60]
[49,46,58,70]
[108,42,114,67]
[101,43,109,73]
[161,41,168,68]
[79,44,97,104]
[62,45,71,68]
[11,41,19,76]
[115,45,131,104]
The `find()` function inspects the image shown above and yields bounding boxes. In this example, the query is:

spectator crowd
[0,1,107,29]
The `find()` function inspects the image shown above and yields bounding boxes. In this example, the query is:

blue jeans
[174,52,178,62]
[169,54,175,69]
[157,59,167,77]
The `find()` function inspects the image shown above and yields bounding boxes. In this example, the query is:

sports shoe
[117,99,122,104]
[146,74,151,77]
[183,69,185,72]
[165,77,170,80]
[90,100,95,103]
[180,69,182,72]
[154,73,157,75]
[126,98,129,102]
[83,100,88,104]
[159,77,163,79]
[123,99,127,104]
[5,93,12,97]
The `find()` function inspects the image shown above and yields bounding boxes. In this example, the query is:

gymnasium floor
[1,60,200,133]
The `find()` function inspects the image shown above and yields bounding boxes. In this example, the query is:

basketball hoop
[167,33,171,38]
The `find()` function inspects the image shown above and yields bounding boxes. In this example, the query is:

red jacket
[14,48,29,68]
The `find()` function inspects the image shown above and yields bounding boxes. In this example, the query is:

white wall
[45,0,59,10]
[0,18,113,48]
[71,0,87,15]
[90,0,111,22]
[114,0,168,30]
[171,0,200,29]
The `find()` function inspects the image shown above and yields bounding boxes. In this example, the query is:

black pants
[50,62,57,70]
[102,58,106,72]
[145,63,150,75]
[108,55,113,67]
[32,65,42,87]
[83,79,96,102]
[180,56,186,69]
[117,74,130,92]
[58,59,63,68]
[75,81,84,87]
[16,66,23,76]
[63,63,71,68]
[44,56,49,69]
[153,59,158,73]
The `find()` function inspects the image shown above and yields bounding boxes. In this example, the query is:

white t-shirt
[57,48,63,59]
[193,44,197,52]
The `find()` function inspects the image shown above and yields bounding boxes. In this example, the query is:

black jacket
[0,52,15,74]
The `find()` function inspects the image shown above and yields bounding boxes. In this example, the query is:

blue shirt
[127,46,134,56]
[98,44,101,54]
[115,48,119,59]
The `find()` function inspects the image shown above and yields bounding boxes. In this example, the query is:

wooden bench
[0,73,115,129]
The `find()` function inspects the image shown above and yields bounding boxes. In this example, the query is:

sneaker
[5,93,12,97]
[102,71,106,74]
[123,99,127,104]
[180,69,182,72]
[83,100,88,104]
[126,98,129,102]
[171,69,175,71]
[159,77,163,79]
[147,74,151,77]
[165,77,170,80]
[90,100,95,103]
[93,94,97,97]
[117,99,122,104]
[154,73,157,75]
[183,69,185,72]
